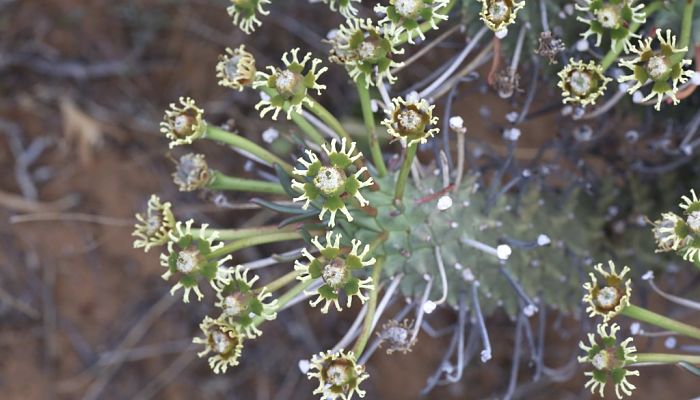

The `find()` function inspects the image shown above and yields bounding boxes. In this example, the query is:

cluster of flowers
[577,189,700,398]
[558,1,695,110]
[134,2,448,396]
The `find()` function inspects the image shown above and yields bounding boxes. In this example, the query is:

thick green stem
[207,231,302,260]
[357,80,388,177]
[396,0,457,45]
[204,225,297,242]
[207,171,286,195]
[680,0,696,49]
[290,111,325,145]
[600,1,663,70]
[205,126,293,173]
[352,256,385,357]
[634,353,700,365]
[394,143,418,208]
[305,99,352,141]
[622,304,700,341]
[265,269,302,293]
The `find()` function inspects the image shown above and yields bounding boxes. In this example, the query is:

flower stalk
[206,125,293,173]
[394,142,418,208]
[357,80,388,177]
[207,171,287,195]
[207,231,302,260]
[203,225,299,242]
[622,304,700,341]
[634,353,700,365]
[352,256,385,357]
[679,0,697,50]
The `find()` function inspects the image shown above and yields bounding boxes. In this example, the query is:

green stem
[290,111,325,145]
[352,256,385,357]
[600,1,663,70]
[396,0,457,45]
[357,79,388,177]
[393,143,418,208]
[205,126,293,173]
[305,99,352,141]
[680,0,696,50]
[207,171,286,195]
[204,225,297,242]
[634,352,700,365]
[265,269,302,293]
[622,304,700,341]
[207,231,302,260]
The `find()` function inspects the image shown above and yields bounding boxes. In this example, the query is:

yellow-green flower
[227,0,270,34]
[649,212,687,252]
[381,95,439,145]
[327,18,405,87]
[557,59,611,106]
[375,0,450,44]
[578,323,638,399]
[307,349,369,400]
[193,316,244,373]
[478,0,524,33]
[319,0,360,18]
[253,48,327,120]
[582,260,631,322]
[575,0,646,50]
[213,265,278,338]
[216,45,256,91]
[133,194,175,252]
[618,29,695,111]
[160,97,206,148]
[294,232,376,313]
[159,220,232,302]
[291,138,374,227]
[678,189,700,262]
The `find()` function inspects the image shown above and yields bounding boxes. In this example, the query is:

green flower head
[227,0,270,34]
[253,48,327,120]
[133,194,176,253]
[649,212,688,253]
[375,0,450,44]
[557,59,612,106]
[213,265,278,338]
[172,153,211,192]
[579,323,638,399]
[618,29,695,111]
[478,0,525,33]
[294,232,376,313]
[327,18,405,87]
[382,94,439,145]
[291,138,374,227]
[160,97,206,149]
[216,45,257,91]
[193,316,244,374]
[307,349,369,400]
[319,0,360,18]
[582,260,631,323]
[159,220,233,302]
[576,0,646,50]
[678,189,700,262]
